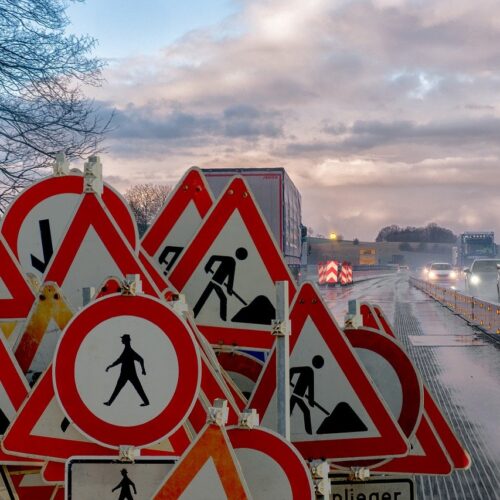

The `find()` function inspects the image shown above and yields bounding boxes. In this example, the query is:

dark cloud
[286,116,500,157]
[108,102,283,147]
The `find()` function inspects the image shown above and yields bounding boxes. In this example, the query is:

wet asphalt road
[320,273,500,500]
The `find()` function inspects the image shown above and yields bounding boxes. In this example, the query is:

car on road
[426,262,458,282]
[464,259,500,300]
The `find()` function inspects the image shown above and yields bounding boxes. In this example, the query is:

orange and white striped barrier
[325,260,339,285]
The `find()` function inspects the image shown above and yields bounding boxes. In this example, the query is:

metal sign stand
[273,281,290,441]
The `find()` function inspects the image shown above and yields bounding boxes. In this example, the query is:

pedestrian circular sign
[53,294,200,448]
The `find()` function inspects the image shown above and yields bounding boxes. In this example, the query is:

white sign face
[181,211,277,329]
[330,479,414,500]
[74,316,179,427]
[17,193,81,280]
[0,277,12,299]
[31,394,87,444]
[234,447,293,499]
[2,176,137,284]
[56,226,130,309]
[354,347,403,419]
[67,458,176,500]
[178,458,228,499]
[262,317,379,442]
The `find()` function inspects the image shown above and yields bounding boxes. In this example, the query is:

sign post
[274,280,290,441]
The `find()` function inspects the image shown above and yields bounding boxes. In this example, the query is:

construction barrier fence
[410,277,500,335]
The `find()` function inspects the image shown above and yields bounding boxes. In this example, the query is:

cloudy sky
[69,0,500,241]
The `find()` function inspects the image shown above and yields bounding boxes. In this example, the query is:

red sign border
[344,327,423,440]
[371,304,471,470]
[53,294,200,448]
[43,194,161,299]
[0,237,35,320]
[1,174,137,256]
[227,426,314,498]
[141,167,213,257]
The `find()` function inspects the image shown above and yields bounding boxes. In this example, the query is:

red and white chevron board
[317,262,325,285]
[340,261,349,285]
[347,263,353,283]
[325,260,339,285]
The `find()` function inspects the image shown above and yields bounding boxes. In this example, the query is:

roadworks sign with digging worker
[169,177,296,350]
[248,283,408,461]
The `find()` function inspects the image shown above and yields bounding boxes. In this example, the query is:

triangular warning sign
[0,236,35,320]
[153,423,251,499]
[370,304,471,470]
[43,194,162,309]
[0,335,41,465]
[248,283,408,461]
[141,167,214,279]
[372,410,453,475]
[7,466,58,500]
[13,283,74,377]
[169,177,296,350]
[2,364,190,463]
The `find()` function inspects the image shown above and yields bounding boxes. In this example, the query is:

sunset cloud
[89,0,500,239]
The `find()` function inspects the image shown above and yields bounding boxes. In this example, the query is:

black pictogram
[290,355,324,434]
[61,416,70,433]
[193,247,275,324]
[0,408,9,435]
[158,245,183,275]
[290,355,368,435]
[112,468,137,499]
[30,219,54,273]
[104,334,149,407]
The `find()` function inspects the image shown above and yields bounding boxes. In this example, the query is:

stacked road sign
[0,158,469,499]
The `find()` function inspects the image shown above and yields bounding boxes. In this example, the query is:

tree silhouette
[0,0,111,211]
[124,184,172,237]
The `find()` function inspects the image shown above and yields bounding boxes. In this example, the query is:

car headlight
[428,271,436,279]
[470,275,480,285]
[450,271,457,279]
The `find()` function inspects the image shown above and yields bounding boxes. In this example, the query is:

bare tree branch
[124,184,173,237]
[0,0,112,211]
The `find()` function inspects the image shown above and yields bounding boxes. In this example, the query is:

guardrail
[410,277,500,335]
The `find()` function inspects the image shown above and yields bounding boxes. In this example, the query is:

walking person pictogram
[104,334,149,407]
[193,247,248,321]
[290,355,324,434]
[111,468,137,499]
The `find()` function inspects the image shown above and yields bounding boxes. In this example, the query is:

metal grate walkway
[394,278,500,500]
